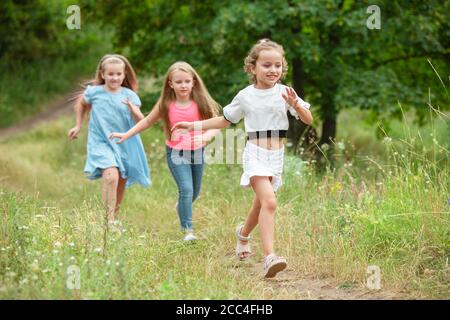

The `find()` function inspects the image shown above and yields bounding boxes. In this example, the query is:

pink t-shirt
[166,100,205,150]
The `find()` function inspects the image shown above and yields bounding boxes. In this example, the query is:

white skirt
[240,141,285,192]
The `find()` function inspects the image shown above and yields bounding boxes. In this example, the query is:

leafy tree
[95,0,449,160]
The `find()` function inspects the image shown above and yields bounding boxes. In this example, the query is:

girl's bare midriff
[248,137,285,150]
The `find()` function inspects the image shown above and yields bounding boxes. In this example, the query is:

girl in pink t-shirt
[110,61,220,241]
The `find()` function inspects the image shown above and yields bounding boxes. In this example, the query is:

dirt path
[0,94,74,141]
[230,260,411,300]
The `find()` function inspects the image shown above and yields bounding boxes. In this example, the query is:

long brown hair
[157,61,220,138]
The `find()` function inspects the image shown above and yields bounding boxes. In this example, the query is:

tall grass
[0,105,448,299]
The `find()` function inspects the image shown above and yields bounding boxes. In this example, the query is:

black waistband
[247,130,287,140]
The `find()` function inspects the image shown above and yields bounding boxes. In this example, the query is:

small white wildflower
[69,242,75,247]
[30,261,40,273]
[52,249,59,255]
[42,269,50,273]
[337,142,345,150]
[19,278,29,285]
[105,272,110,277]
[116,262,120,267]
[286,141,293,148]
[70,256,76,261]
[394,152,398,156]
[59,263,63,267]
[321,143,330,151]
[106,260,111,265]
[53,241,62,248]
[94,247,102,253]
[295,171,301,176]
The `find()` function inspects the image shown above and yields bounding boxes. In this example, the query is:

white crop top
[222,83,310,132]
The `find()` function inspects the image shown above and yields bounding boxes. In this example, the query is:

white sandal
[235,225,251,261]
[264,254,287,278]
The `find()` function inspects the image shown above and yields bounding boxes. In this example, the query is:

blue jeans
[166,146,205,231]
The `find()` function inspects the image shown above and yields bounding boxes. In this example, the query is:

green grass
[0,107,448,299]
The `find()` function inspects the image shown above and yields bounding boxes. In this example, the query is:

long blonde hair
[92,54,138,91]
[73,54,138,111]
[244,39,288,84]
[157,61,220,138]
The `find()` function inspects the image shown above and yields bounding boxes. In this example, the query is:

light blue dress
[83,85,151,188]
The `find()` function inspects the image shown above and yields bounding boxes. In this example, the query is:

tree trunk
[316,95,337,168]
[287,57,309,153]
[319,114,336,146]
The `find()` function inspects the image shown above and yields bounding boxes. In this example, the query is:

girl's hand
[122,99,139,113]
[281,87,298,108]
[68,126,81,140]
[192,133,213,146]
[109,132,127,144]
[171,121,194,132]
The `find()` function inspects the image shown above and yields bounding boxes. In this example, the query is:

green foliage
[94,0,449,143]
[0,1,114,127]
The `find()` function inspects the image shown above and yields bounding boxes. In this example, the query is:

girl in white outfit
[172,39,313,278]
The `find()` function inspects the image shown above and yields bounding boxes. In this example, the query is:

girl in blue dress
[68,54,151,223]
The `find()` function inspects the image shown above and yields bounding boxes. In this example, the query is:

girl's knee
[261,198,277,212]
[179,185,194,198]
[103,168,119,185]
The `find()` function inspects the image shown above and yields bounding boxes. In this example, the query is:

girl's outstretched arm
[110,103,161,144]
[68,96,90,140]
[171,116,230,132]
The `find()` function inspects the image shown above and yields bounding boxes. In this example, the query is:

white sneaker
[264,253,287,278]
[183,232,197,241]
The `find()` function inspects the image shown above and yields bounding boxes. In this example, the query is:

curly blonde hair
[244,39,288,84]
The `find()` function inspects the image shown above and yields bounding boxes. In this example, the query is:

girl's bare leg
[115,175,127,214]
[237,195,261,259]
[250,176,277,257]
[101,167,119,222]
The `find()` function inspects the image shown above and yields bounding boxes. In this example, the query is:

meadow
[0,105,448,299]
